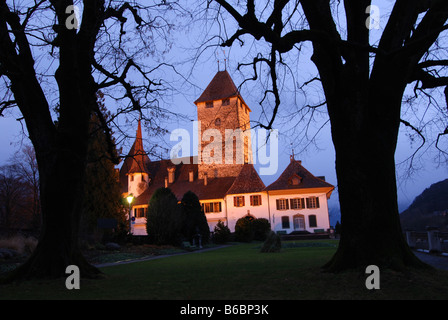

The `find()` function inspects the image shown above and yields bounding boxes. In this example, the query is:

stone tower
[194,70,253,179]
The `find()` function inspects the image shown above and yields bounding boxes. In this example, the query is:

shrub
[180,191,210,245]
[260,231,282,253]
[251,218,271,241]
[146,187,184,246]
[0,234,37,255]
[234,217,271,242]
[235,217,254,242]
[213,220,231,244]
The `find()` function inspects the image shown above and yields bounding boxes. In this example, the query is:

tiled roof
[129,158,238,205]
[226,164,266,195]
[265,159,334,192]
[194,70,241,104]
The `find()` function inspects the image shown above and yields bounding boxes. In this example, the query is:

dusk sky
[1,0,447,227]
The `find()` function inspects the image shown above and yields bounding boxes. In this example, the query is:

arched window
[293,214,305,231]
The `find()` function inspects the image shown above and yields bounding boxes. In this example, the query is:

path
[414,251,448,271]
[95,245,230,268]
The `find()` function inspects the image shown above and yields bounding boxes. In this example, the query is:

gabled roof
[130,157,239,205]
[194,70,242,104]
[265,159,334,194]
[226,164,266,195]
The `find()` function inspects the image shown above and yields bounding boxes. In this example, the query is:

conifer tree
[81,92,126,237]
[181,191,210,245]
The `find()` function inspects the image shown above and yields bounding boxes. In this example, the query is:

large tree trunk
[323,130,426,271]
[10,136,101,279]
[323,71,428,272]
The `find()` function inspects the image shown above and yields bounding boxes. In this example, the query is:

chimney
[165,177,168,188]
[167,167,175,184]
[189,170,194,182]
[204,173,207,186]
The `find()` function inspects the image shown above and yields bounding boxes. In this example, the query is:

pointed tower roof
[194,70,247,106]
[127,119,150,174]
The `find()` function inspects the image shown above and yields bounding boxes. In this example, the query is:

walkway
[95,245,230,268]
[414,251,448,271]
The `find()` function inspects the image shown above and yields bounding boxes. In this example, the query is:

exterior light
[126,194,134,235]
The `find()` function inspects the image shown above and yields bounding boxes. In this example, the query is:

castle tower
[126,119,150,197]
[194,70,252,179]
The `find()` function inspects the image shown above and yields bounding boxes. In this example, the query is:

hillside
[400,178,448,231]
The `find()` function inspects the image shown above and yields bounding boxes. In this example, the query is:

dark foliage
[146,188,184,246]
[180,191,210,245]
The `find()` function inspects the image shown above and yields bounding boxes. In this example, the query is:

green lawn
[1,240,448,300]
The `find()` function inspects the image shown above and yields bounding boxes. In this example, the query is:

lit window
[233,196,245,207]
[290,198,305,209]
[135,207,147,218]
[306,197,320,209]
[250,195,262,206]
[202,202,222,213]
[276,199,289,210]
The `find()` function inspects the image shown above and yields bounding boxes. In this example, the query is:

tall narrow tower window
[215,118,221,126]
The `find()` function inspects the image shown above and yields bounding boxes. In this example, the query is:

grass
[1,240,448,300]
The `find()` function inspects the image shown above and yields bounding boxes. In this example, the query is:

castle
[119,70,334,235]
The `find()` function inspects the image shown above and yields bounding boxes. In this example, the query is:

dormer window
[206,101,213,108]
[288,174,302,186]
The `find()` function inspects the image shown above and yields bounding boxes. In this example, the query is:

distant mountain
[400,179,448,231]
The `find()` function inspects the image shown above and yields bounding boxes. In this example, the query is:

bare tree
[0,0,181,279]
[10,145,41,230]
[0,164,29,231]
[201,0,448,271]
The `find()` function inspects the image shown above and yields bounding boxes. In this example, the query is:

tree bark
[10,142,102,279]
[322,70,428,272]
[0,0,105,280]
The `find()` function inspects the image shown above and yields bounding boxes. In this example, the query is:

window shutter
[250,196,253,206]
[316,197,320,208]
[234,197,237,207]
[276,199,280,210]
[242,196,245,206]
[306,198,310,208]
[286,199,289,210]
